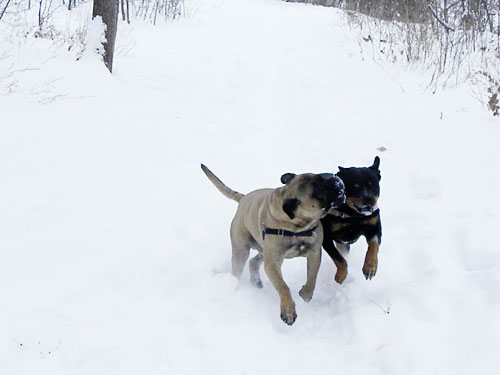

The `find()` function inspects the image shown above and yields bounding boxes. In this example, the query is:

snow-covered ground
[1,0,499,373]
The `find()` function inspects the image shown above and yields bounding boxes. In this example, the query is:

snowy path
[1,0,499,373]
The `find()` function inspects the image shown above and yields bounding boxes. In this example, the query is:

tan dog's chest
[282,238,317,258]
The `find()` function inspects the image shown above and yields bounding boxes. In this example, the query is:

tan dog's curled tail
[201,164,244,203]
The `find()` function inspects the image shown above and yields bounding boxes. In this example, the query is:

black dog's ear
[282,198,300,220]
[280,173,296,185]
[337,166,347,176]
[370,156,380,171]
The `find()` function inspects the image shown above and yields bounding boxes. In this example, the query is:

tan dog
[201,164,345,325]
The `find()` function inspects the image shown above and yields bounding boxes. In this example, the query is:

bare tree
[93,0,119,73]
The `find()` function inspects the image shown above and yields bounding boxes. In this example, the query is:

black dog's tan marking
[321,157,382,283]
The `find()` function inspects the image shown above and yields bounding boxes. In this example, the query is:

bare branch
[427,4,455,32]
[0,0,12,21]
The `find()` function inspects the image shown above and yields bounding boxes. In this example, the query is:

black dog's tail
[201,164,244,203]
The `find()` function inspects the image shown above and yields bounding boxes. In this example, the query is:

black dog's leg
[323,232,348,284]
[363,216,382,280]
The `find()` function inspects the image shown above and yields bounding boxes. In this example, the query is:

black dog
[321,157,382,283]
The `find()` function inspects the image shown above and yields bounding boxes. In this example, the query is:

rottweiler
[321,156,382,283]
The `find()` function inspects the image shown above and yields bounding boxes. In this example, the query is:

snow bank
[1,0,499,374]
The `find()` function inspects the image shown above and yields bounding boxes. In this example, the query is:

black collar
[262,225,317,241]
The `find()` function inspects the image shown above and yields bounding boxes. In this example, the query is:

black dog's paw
[335,266,348,284]
[362,258,378,280]
[363,268,377,280]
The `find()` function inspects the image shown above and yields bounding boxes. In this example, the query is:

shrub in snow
[289,0,500,116]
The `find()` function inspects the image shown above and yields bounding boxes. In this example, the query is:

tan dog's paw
[335,266,348,284]
[280,301,297,325]
[250,275,263,288]
[362,255,378,280]
[299,286,314,302]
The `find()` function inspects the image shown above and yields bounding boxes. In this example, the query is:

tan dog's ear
[281,173,296,185]
[282,198,300,220]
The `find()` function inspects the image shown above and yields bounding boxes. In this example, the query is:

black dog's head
[279,173,345,221]
[336,156,381,216]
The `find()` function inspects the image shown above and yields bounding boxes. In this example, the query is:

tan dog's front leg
[363,238,379,280]
[263,252,296,325]
[299,247,321,302]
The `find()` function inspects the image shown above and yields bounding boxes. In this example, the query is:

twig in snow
[366,297,391,314]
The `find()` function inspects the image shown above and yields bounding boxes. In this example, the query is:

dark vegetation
[287,0,500,115]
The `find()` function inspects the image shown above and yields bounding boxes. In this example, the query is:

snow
[1,0,500,373]
[83,15,106,59]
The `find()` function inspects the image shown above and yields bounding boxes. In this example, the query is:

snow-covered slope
[1,0,499,373]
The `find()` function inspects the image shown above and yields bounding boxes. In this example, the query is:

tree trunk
[92,0,118,73]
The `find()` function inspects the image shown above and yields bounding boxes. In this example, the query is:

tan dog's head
[277,173,346,222]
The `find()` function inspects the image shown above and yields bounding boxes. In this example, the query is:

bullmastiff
[201,164,345,325]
